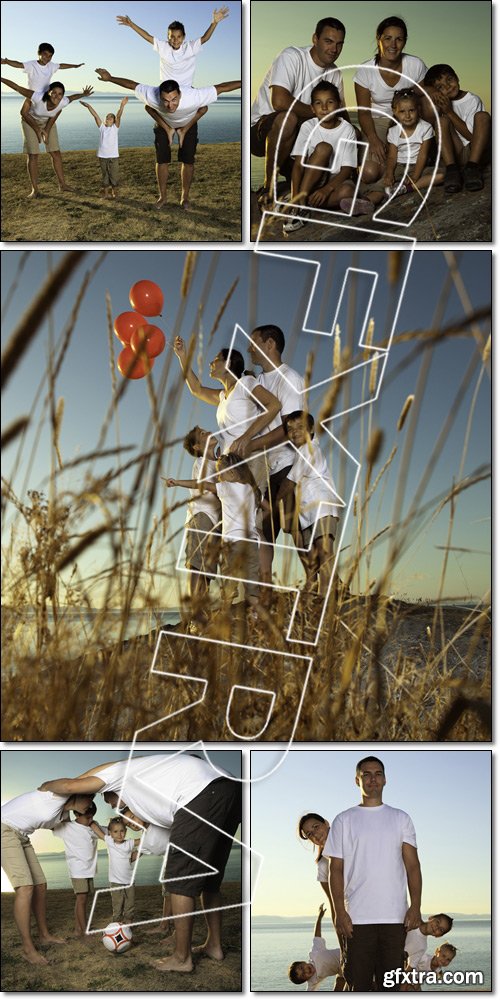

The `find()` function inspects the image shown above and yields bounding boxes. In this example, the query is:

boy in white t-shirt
[1,42,84,91]
[284,81,356,232]
[91,817,141,923]
[288,904,345,991]
[116,9,229,87]
[52,802,103,936]
[422,64,490,193]
[80,97,128,198]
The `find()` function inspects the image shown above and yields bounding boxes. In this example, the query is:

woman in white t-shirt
[1,76,93,198]
[353,16,427,183]
[80,97,128,198]
[298,813,332,902]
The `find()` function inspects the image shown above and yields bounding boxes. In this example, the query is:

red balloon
[129,280,164,317]
[130,324,166,359]
[113,311,147,346]
[117,346,155,380]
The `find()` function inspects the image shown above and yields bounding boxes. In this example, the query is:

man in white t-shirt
[116,9,229,87]
[250,17,347,207]
[323,756,422,992]
[1,42,84,91]
[95,68,240,210]
[1,788,95,964]
[39,753,241,974]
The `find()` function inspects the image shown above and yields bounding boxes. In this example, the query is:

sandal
[444,164,462,194]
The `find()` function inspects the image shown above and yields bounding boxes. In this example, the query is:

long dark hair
[42,81,65,104]
[374,17,408,65]
[298,812,328,864]
[220,347,245,379]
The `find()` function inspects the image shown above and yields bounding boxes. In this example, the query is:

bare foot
[27,189,40,199]
[180,200,191,211]
[22,949,49,966]
[192,943,225,961]
[150,954,194,973]
[39,934,65,946]
[154,198,166,211]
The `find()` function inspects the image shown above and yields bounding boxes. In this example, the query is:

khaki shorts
[185,512,221,574]
[1,823,46,889]
[365,162,436,195]
[99,157,120,187]
[22,119,60,154]
[301,514,339,547]
[72,877,95,895]
[220,538,260,600]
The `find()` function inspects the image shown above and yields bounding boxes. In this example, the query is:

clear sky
[0,746,242,884]
[1,249,491,605]
[251,1,491,112]
[250,748,491,916]
[1,0,241,93]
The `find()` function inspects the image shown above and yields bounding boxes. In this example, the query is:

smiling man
[323,756,422,992]
[95,68,241,210]
[250,18,347,207]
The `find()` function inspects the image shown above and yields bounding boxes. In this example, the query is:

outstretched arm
[313,902,326,938]
[1,76,33,98]
[116,15,154,45]
[80,101,102,126]
[95,68,139,91]
[39,776,106,795]
[163,477,217,494]
[173,335,221,404]
[1,58,24,69]
[115,96,129,127]
[214,80,241,95]
[90,821,106,841]
[59,62,85,70]
[201,6,229,44]
[67,85,94,104]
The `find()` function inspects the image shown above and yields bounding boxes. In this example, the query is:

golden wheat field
[1,249,491,742]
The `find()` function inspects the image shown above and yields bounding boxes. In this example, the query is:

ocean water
[2,844,241,893]
[1,94,241,154]
[251,919,491,992]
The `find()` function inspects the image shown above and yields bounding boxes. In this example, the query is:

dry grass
[1,145,241,243]
[1,251,491,742]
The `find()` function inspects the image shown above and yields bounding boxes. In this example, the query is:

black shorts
[166,778,242,897]
[154,122,198,165]
[250,112,294,180]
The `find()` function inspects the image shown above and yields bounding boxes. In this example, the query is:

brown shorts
[99,157,120,187]
[1,823,46,889]
[301,514,339,547]
[220,538,260,600]
[22,120,60,154]
[250,112,295,178]
[72,876,95,895]
[185,512,220,574]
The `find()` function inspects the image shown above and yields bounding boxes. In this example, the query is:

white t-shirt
[287,439,341,529]
[216,375,261,454]
[405,927,428,969]
[451,91,485,145]
[251,46,345,125]
[306,937,342,991]
[255,365,304,475]
[140,824,170,856]
[52,820,100,878]
[90,753,225,828]
[153,37,202,88]
[354,55,427,118]
[387,119,434,164]
[23,59,61,91]
[28,89,70,125]
[216,480,259,541]
[135,82,217,127]
[97,123,119,158]
[415,952,433,973]
[292,117,357,169]
[316,855,329,883]
[324,804,417,924]
[1,790,70,835]
[187,456,220,525]
[105,835,136,884]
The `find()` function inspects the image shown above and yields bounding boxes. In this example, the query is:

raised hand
[213,6,229,23]
[120,96,129,105]
[173,336,186,359]
[116,15,132,26]
[95,68,111,81]
[162,477,177,488]
[82,85,94,97]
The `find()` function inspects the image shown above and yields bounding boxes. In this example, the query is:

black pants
[343,924,406,991]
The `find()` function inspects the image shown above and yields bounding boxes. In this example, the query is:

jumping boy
[284,80,356,232]
[288,903,344,991]
[1,44,84,91]
[116,9,229,87]
[80,97,128,198]
[52,802,103,937]
[423,64,490,192]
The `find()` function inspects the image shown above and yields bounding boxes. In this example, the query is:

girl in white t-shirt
[354,16,427,184]
[80,97,128,198]
[1,75,93,198]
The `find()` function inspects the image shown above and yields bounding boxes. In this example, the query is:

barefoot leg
[13,884,49,964]
[26,154,40,197]
[49,150,69,191]
[32,882,65,945]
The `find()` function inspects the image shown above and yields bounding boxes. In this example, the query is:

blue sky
[250,748,491,916]
[1,249,491,605]
[1,1,241,92]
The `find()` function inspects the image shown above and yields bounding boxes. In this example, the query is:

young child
[277,411,342,596]
[405,912,454,971]
[288,903,344,991]
[283,81,357,233]
[52,802,102,937]
[402,942,457,991]
[91,817,141,924]
[341,88,443,216]
[1,43,84,91]
[116,9,229,87]
[423,64,490,192]
[80,97,128,198]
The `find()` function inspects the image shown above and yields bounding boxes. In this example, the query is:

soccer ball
[102,922,133,953]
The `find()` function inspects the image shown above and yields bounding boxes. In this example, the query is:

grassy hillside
[1,143,241,242]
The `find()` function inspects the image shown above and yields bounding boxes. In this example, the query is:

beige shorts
[1,823,46,889]
[22,119,60,154]
[72,877,95,895]
[185,512,221,574]
[220,538,261,600]
[362,118,391,160]
[301,514,339,547]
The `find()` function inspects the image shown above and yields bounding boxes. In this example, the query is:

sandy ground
[1,882,242,992]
